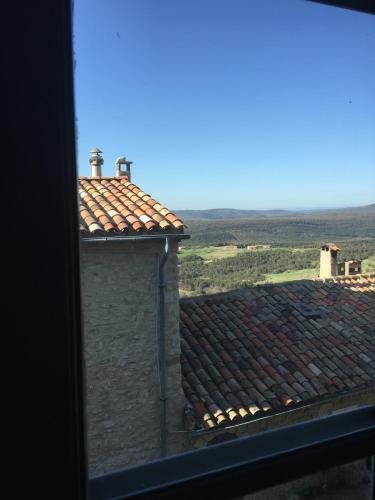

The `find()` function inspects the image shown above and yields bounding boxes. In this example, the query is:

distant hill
[174,208,302,220]
[326,203,375,215]
[175,203,375,220]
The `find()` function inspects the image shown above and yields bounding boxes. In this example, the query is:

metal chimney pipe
[89,148,104,177]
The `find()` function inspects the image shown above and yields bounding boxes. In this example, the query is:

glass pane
[73,0,375,488]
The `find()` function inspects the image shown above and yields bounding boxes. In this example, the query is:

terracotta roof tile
[79,176,185,236]
[180,276,375,430]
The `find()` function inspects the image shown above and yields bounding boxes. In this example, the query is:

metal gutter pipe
[158,236,170,457]
[81,234,190,243]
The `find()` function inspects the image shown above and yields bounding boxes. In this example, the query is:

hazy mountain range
[174,203,375,221]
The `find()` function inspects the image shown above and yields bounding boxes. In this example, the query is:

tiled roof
[180,275,375,430]
[79,176,184,236]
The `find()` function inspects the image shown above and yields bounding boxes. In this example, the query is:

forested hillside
[175,203,375,221]
[175,208,300,220]
[183,214,375,246]
[178,239,375,297]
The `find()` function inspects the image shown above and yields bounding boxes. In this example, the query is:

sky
[73,0,375,210]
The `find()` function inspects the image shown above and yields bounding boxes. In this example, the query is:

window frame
[90,405,375,499]
[4,1,375,499]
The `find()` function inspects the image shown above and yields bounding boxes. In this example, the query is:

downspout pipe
[158,236,170,457]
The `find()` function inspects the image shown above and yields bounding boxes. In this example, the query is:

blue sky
[73,0,375,210]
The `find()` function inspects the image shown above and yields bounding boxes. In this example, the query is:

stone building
[320,242,362,278]
[79,153,375,495]
[80,149,189,476]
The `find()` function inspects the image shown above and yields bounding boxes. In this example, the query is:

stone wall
[81,238,188,477]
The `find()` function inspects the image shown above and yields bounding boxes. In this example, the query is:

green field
[255,268,319,285]
[178,245,245,260]
[178,244,274,261]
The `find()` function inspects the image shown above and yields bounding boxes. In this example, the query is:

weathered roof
[79,176,184,236]
[180,275,375,430]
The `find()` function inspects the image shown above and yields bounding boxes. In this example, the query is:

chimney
[320,243,340,279]
[89,148,104,177]
[115,156,132,181]
[345,260,362,276]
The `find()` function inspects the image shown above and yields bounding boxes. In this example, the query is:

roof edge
[188,384,374,437]
[79,175,129,180]
[81,233,190,243]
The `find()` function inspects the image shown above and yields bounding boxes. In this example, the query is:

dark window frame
[4,1,374,499]
[90,405,375,499]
